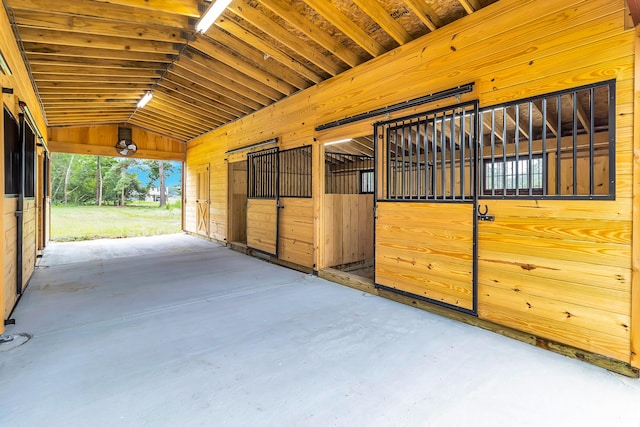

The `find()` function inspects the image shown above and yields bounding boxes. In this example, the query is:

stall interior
[324,136,375,280]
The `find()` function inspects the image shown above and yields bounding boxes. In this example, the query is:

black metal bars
[325,152,374,194]
[375,101,478,201]
[478,80,615,199]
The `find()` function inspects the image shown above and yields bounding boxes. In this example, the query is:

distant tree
[105,158,143,206]
[144,160,174,207]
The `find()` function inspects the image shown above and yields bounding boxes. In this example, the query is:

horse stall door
[246,148,279,256]
[227,160,247,244]
[375,102,478,314]
[276,146,314,268]
[195,164,210,237]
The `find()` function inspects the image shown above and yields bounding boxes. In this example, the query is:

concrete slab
[1,234,639,426]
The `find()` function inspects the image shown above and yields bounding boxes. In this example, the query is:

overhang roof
[4,0,497,142]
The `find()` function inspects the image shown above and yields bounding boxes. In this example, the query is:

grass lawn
[51,205,182,241]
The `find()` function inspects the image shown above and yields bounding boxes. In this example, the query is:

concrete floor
[1,234,639,427]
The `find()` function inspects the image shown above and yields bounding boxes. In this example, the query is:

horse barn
[2,0,640,397]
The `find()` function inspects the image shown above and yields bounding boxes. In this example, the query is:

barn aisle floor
[1,234,639,427]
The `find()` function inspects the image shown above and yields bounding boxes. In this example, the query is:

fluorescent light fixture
[0,50,12,75]
[137,91,153,109]
[324,138,352,146]
[196,0,232,33]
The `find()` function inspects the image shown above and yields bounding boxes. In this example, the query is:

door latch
[477,204,494,222]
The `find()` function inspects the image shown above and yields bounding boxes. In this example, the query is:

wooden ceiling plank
[303,0,385,57]
[40,93,144,101]
[32,74,158,84]
[125,119,191,143]
[130,109,205,136]
[153,88,238,123]
[158,76,246,119]
[35,81,155,90]
[157,78,245,120]
[256,0,361,68]
[17,27,180,54]
[38,88,147,95]
[22,42,174,63]
[11,10,186,43]
[202,28,312,90]
[177,52,277,105]
[44,98,137,106]
[216,17,324,83]
[142,104,218,133]
[5,0,191,29]
[26,54,169,70]
[30,64,161,78]
[127,118,192,142]
[352,0,412,45]
[402,0,440,31]
[167,65,264,112]
[190,36,296,96]
[227,1,343,76]
[147,94,224,125]
[45,102,138,110]
[149,98,224,130]
[89,0,202,17]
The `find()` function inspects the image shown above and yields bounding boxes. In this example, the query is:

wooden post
[0,87,5,335]
[631,27,640,369]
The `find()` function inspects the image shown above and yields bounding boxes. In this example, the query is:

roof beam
[189,37,297,97]
[227,1,344,76]
[158,73,249,118]
[352,0,412,45]
[22,42,174,63]
[457,0,482,15]
[303,0,385,57]
[210,27,312,88]
[17,27,180,54]
[11,10,186,43]
[29,65,161,78]
[5,0,190,29]
[215,17,324,83]
[256,0,362,68]
[26,54,169,70]
[89,0,202,17]
[402,0,441,31]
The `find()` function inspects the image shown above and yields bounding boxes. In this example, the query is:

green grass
[51,205,182,241]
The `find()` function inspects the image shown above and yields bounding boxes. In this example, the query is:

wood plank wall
[1,5,48,332]
[323,194,373,267]
[48,125,185,161]
[185,0,638,366]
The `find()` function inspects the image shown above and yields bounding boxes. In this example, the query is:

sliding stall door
[246,148,279,256]
[375,102,478,313]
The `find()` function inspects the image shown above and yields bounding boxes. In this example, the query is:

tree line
[51,153,178,207]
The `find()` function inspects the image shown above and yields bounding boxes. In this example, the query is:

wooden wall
[48,125,185,161]
[323,194,373,267]
[228,160,247,243]
[1,4,48,333]
[185,0,639,368]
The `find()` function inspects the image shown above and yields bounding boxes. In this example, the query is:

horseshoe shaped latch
[477,204,495,222]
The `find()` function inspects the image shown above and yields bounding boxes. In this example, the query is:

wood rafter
[5,0,489,141]
[304,0,385,57]
[402,0,442,31]
[256,0,362,68]
[227,1,344,76]
[352,0,411,45]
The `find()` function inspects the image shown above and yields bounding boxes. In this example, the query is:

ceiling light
[137,92,153,109]
[324,138,352,146]
[196,0,232,33]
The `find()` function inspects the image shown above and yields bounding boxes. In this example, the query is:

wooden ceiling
[4,0,496,143]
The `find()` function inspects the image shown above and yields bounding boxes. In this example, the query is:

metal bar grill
[279,145,312,198]
[377,101,478,202]
[479,80,614,199]
[325,152,374,194]
[247,147,278,199]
